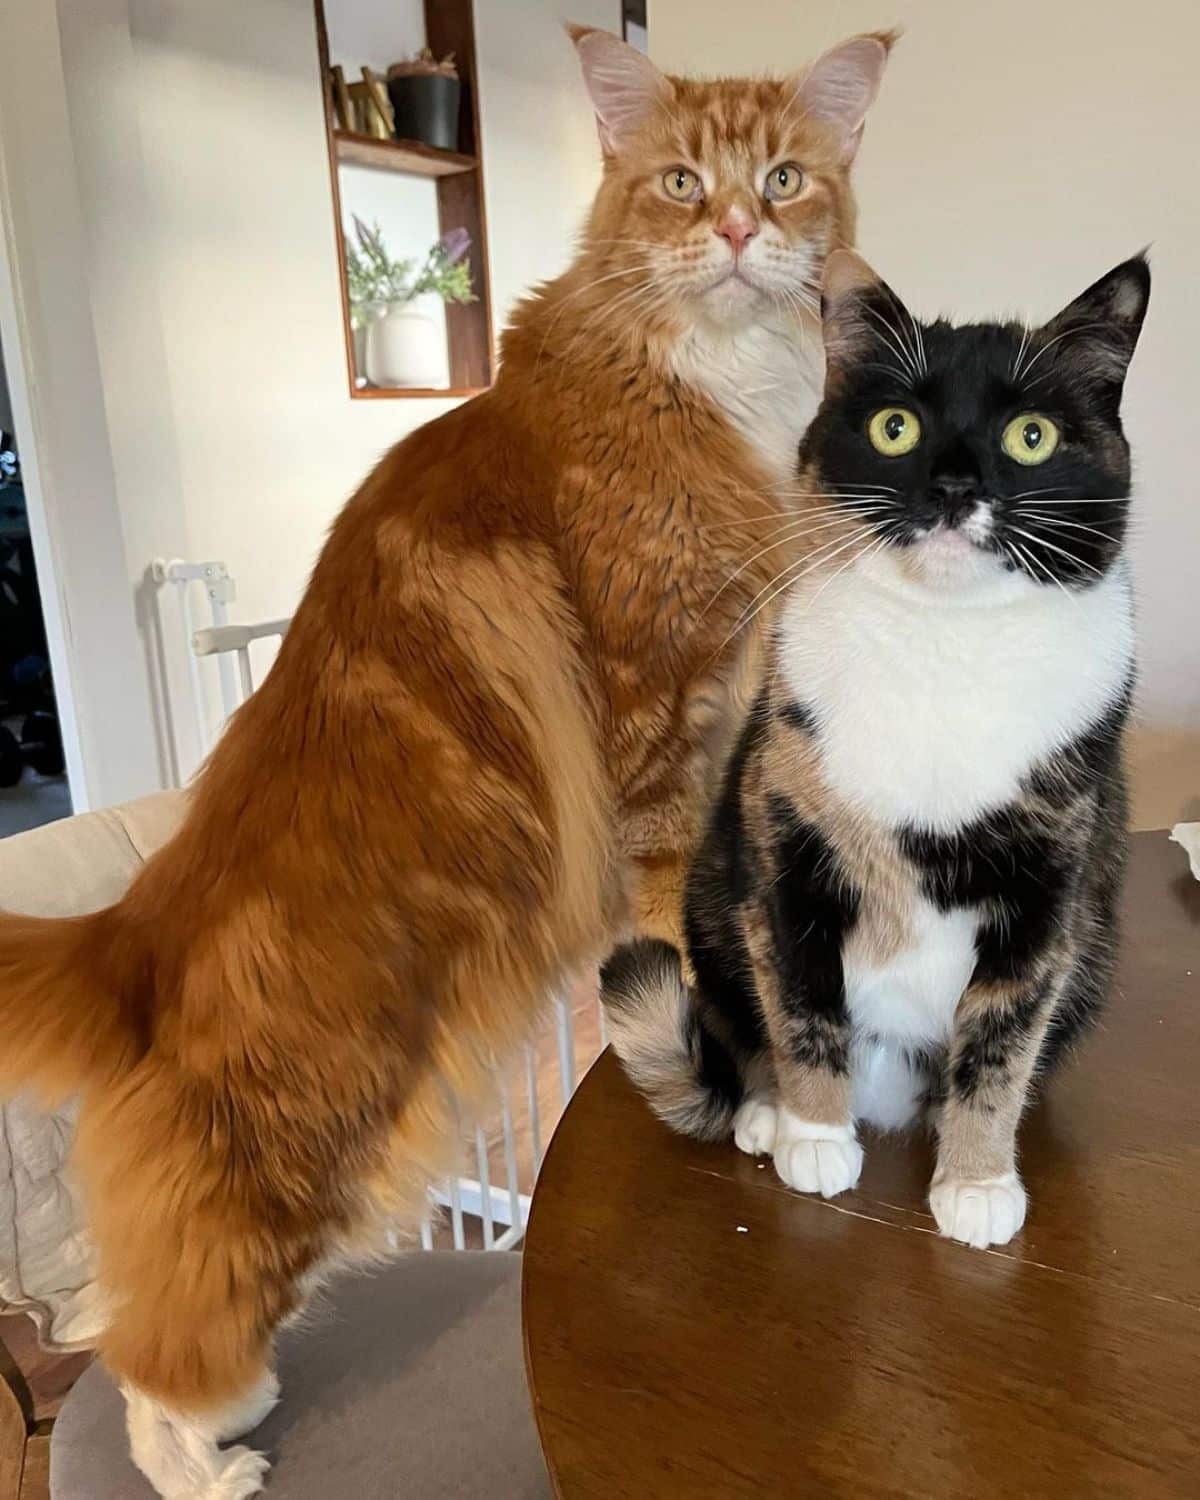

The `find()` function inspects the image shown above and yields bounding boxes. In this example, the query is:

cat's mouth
[894,515,1014,591]
[917,523,987,554]
[703,265,762,297]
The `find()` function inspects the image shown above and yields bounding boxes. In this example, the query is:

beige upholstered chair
[0,799,548,1498]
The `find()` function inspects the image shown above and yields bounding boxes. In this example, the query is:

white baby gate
[152,558,605,1251]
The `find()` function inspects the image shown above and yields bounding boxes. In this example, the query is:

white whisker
[702,516,868,615]
[1016,512,1120,544]
[716,522,879,656]
[1006,525,1104,579]
[861,304,920,381]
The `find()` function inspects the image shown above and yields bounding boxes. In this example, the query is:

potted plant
[345,218,474,389]
[386,49,461,152]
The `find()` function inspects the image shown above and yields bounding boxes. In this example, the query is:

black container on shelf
[386,73,461,152]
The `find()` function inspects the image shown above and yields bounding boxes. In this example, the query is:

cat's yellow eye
[868,407,922,457]
[1002,413,1060,466]
[765,161,805,202]
[662,166,702,203]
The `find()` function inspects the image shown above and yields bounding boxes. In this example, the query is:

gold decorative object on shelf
[330,64,353,132]
[361,67,395,135]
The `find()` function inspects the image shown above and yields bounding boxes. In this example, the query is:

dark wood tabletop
[523,831,1200,1499]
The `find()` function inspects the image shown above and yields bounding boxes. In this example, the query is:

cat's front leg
[742,890,862,1200]
[931,972,1058,1249]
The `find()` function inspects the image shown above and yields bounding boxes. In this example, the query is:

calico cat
[603,248,1149,1250]
[0,27,893,1500]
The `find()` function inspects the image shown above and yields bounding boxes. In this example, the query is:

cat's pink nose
[716,214,758,256]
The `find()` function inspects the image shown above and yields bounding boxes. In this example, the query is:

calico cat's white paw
[733,1098,779,1156]
[772,1111,862,1198]
[929,1172,1027,1249]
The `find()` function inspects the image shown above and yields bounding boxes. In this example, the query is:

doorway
[0,333,70,838]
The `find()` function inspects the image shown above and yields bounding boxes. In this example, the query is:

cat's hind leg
[124,1378,275,1500]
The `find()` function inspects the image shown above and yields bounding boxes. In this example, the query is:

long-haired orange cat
[0,27,892,1496]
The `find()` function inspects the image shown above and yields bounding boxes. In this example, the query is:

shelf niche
[315,0,494,399]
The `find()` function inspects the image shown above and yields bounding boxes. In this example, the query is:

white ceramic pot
[352,322,369,387]
[364,303,448,389]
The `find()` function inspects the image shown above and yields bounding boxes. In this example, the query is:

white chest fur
[777,556,1135,832]
[670,316,822,485]
[845,897,979,1128]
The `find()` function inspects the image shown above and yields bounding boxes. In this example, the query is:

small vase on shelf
[386,50,461,152]
[364,303,448,390]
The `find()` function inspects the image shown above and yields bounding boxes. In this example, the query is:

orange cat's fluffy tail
[600,938,743,1141]
[0,908,141,1101]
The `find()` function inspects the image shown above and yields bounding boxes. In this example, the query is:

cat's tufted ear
[567,25,672,156]
[1034,254,1151,389]
[821,249,915,383]
[792,30,898,164]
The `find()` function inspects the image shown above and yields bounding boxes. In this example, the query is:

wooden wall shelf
[314,0,495,399]
[333,131,477,179]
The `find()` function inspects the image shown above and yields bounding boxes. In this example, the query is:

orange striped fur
[0,26,893,1463]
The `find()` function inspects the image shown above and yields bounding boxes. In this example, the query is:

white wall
[654,0,1200,748]
[0,0,163,810]
[52,0,617,784]
[325,0,424,71]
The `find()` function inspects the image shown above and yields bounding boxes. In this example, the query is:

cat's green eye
[765,161,805,202]
[662,166,702,203]
[868,407,922,457]
[1002,413,1060,466]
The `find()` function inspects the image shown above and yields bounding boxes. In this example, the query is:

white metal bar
[525,1043,543,1170]
[494,1223,524,1252]
[433,1177,529,1229]
[474,1126,494,1250]
[235,646,254,700]
[209,594,240,722]
[174,578,212,755]
[418,1218,433,1252]
[192,619,291,656]
[498,1073,522,1234]
[448,1176,465,1251]
[554,992,576,1103]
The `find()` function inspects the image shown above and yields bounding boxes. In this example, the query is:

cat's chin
[691,272,770,330]
[869,535,1024,602]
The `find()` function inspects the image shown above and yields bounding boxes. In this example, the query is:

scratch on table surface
[682,1164,1200,1314]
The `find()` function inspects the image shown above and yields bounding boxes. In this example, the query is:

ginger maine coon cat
[0,26,892,1497]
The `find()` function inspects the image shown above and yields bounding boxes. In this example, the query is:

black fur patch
[952,982,1048,1099]
[778,700,817,733]
[684,712,770,1058]
[901,814,1070,983]
[599,938,674,1009]
[762,798,859,1072]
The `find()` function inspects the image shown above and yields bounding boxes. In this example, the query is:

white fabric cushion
[0,793,186,1347]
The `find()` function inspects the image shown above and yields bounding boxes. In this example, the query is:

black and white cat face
[800,251,1150,597]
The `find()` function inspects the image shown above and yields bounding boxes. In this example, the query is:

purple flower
[438,228,471,264]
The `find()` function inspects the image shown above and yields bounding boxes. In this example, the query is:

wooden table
[523,832,1200,1498]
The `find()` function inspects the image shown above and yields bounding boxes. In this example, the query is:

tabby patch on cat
[604,248,1149,1249]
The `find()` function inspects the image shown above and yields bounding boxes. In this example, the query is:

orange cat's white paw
[929,1172,1027,1249]
[772,1111,862,1198]
[733,1098,778,1156]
